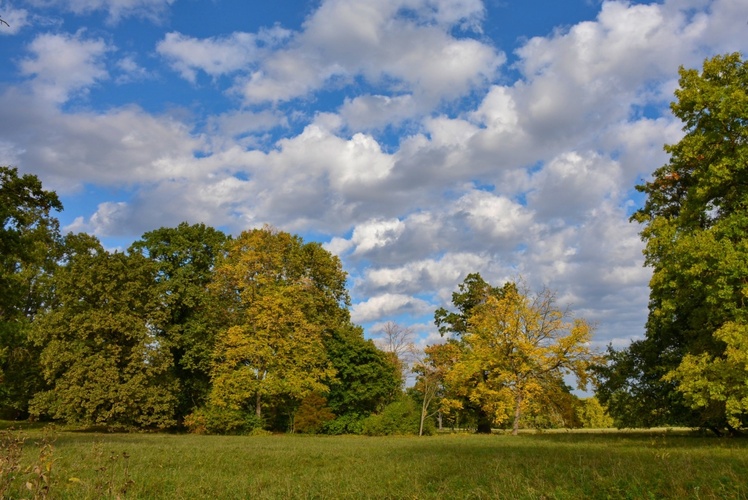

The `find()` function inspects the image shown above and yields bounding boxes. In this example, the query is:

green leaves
[30,248,178,429]
[603,53,748,432]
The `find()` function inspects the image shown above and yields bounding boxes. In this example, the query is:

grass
[2,426,747,499]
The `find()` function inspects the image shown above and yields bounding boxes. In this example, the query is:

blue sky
[1,0,747,351]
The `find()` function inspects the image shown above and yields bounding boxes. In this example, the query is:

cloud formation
[1,0,747,346]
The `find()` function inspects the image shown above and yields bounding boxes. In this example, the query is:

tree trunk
[476,407,492,434]
[255,392,262,420]
[512,393,522,436]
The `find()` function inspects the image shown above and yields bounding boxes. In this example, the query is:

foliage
[321,413,366,435]
[0,167,63,418]
[666,322,748,430]
[208,227,343,422]
[433,273,504,433]
[362,397,433,436]
[29,245,178,429]
[293,393,335,434]
[599,53,748,433]
[437,278,595,435]
[130,223,229,423]
[576,397,614,429]
[323,324,400,421]
[183,405,263,435]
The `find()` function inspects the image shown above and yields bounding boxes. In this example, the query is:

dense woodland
[1,53,746,436]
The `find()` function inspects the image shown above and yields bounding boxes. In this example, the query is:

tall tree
[29,241,178,429]
[129,223,228,423]
[442,282,594,435]
[598,53,748,434]
[0,167,63,418]
[434,273,505,433]
[207,227,346,424]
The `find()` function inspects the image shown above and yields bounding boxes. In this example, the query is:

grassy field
[2,425,747,499]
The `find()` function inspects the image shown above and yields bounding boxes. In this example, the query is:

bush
[184,405,264,435]
[362,397,433,436]
[322,413,366,435]
[294,393,335,434]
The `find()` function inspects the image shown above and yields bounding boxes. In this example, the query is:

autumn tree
[0,167,63,418]
[597,53,748,434]
[29,239,178,428]
[206,227,346,427]
[434,273,506,433]
[438,279,595,435]
[129,223,229,423]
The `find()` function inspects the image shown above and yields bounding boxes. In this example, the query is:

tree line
[1,53,746,436]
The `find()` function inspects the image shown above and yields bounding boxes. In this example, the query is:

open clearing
[3,427,747,499]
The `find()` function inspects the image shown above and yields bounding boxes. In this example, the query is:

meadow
[2,425,747,499]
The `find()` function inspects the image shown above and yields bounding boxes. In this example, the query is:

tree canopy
[597,53,748,434]
[434,275,595,434]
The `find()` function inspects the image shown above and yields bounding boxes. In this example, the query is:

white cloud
[350,293,433,324]
[0,89,204,190]
[157,27,291,83]
[0,4,29,34]
[19,31,110,103]
[233,0,504,104]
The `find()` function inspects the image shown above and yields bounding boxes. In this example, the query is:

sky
[1,0,747,352]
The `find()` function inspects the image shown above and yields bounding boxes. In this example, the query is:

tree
[207,227,346,425]
[0,167,63,418]
[598,53,748,434]
[323,324,400,428]
[412,345,449,436]
[373,321,416,385]
[130,223,229,423]
[434,273,510,433]
[439,280,595,435]
[576,397,614,429]
[29,242,178,429]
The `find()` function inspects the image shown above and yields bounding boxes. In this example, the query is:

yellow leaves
[442,281,595,429]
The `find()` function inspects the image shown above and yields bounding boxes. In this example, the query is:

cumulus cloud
[156,27,291,83]
[3,0,748,347]
[350,293,433,324]
[19,31,110,103]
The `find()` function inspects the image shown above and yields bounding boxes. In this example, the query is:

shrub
[184,405,264,435]
[362,397,433,436]
[322,413,366,435]
[294,393,335,434]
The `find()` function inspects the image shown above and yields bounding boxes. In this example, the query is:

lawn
[2,426,747,499]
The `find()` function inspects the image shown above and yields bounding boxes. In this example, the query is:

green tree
[0,167,63,418]
[29,241,178,429]
[598,53,748,434]
[207,227,346,426]
[323,324,401,431]
[442,281,594,435]
[130,223,228,423]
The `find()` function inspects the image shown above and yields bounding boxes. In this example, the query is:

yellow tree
[445,282,595,435]
[208,227,343,424]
